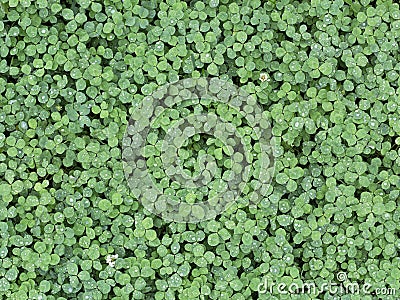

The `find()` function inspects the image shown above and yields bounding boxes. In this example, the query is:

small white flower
[106,254,118,267]
[259,73,269,82]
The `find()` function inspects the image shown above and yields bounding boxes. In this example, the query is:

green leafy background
[1,0,400,299]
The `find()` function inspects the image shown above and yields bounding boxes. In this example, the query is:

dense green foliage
[1,0,400,299]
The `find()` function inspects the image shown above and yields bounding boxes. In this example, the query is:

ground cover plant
[1,0,400,299]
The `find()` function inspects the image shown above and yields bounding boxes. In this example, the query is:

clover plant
[1,0,400,299]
